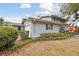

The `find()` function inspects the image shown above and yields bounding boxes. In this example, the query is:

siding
[25,21,31,37]
[32,23,60,37]
[41,17,51,21]
[25,21,31,31]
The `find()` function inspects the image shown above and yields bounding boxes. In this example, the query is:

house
[24,15,67,38]
[4,22,25,30]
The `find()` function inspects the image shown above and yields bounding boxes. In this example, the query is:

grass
[55,48,65,52]
[76,51,79,55]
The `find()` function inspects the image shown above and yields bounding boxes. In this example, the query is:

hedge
[40,32,73,38]
[0,26,18,50]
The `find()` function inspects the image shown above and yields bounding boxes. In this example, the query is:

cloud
[40,3,53,12]
[25,14,31,17]
[20,3,31,8]
[35,3,53,16]
[35,11,51,16]
[38,3,62,16]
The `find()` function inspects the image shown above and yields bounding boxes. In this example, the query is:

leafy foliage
[40,32,73,38]
[17,30,29,40]
[0,26,18,50]
[0,17,4,25]
[60,3,79,30]
[22,18,27,24]
[60,3,79,15]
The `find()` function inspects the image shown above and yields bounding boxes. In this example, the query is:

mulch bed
[0,39,32,56]
[0,49,13,56]
[0,40,22,56]
[15,40,23,44]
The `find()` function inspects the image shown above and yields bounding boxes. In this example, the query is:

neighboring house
[24,15,67,38]
[5,22,25,30]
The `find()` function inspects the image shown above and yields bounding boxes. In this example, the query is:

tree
[0,17,4,26]
[60,3,79,16]
[22,18,27,24]
[60,3,79,25]
[60,3,79,21]
[60,3,79,32]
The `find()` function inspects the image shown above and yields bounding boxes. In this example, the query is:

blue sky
[0,3,63,23]
[0,3,39,17]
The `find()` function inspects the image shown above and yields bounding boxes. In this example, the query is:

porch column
[29,22,33,38]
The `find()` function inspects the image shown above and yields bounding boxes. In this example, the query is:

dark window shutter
[46,24,48,30]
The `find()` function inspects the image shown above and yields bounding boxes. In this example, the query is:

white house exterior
[24,15,67,38]
[5,22,25,30]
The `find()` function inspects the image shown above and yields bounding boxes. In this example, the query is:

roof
[6,22,25,26]
[40,15,68,22]
[27,15,68,22]
[25,15,68,25]
[33,19,67,26]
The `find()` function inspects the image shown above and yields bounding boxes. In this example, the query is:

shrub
[40,32,73,39]
[76,30,79,33]
[0,26,18,50]
[17,30,29,40]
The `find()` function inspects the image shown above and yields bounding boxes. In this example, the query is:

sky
[0,3,63,23]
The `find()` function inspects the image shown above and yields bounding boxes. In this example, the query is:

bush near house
[0,26,18,51]
[76,29,79,33]
[40,32,74,38]
[34,32,74,41]
[17,30,29,40]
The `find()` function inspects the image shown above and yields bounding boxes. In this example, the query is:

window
[53,17,55,21]
[60,27,64,32]
[51,24,53,30]
[46,24,50,30]
[46,24,53,30]
[46,24,48,30]
[18,26,21,30]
